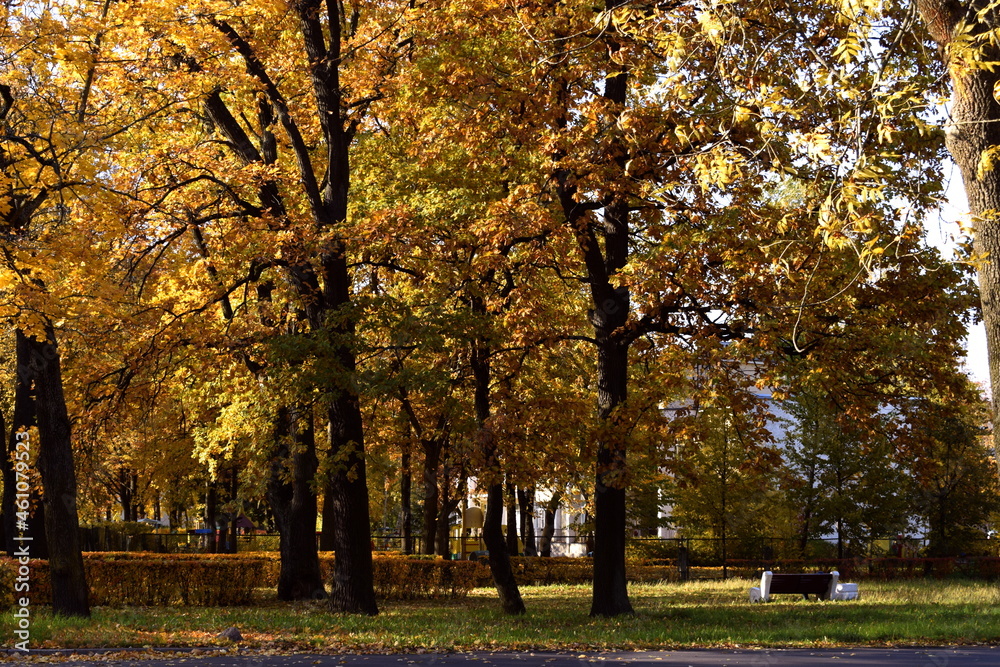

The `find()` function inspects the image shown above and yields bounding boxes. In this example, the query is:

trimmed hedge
[0,552,487,607]
[10,554,274,606]
[502,557,680,585]
[369,555,484,599]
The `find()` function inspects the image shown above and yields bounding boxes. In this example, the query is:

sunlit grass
[5,579,1000,650]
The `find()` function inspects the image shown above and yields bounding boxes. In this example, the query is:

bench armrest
[826,571,839,601]
[760,571,773,602]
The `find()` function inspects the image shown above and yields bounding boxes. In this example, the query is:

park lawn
[6,579,1000,651]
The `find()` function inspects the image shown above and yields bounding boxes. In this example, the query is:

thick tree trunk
[539,492,562,558]
[324,395,378,614]
[590,335,634,616]
[117,467,137,522]
[918,1,1000,422]
[5,344,47,558]
[471,335,525,614]
[268,406,325,600]
[421,439,440,555]
[319,488,335,551]
[18,328,89,617]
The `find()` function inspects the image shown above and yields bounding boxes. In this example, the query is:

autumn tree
[95,0,436,612]
[905,394,999,556]
[917,0,1000,424]
[0,0,138,616]
[780,392,912,558]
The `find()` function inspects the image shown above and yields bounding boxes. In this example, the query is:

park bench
[749,571,839,602]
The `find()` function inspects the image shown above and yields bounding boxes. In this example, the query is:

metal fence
[76,528,1000,562]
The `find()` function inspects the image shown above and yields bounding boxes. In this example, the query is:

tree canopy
[0,0,990,617]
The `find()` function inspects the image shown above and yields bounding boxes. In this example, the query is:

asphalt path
[4,648,1000,667]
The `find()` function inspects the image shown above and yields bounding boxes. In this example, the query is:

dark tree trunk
[228,466,239,554]
[505,481,519,555]
[436,495,458,558]
[918,0,1000,423]
[590,335,633,616]
[3,357,48,559]
[268,406,324,600]
[117,467,137,522]
[0,407,8,553]
[320,487,335,551]
[540,492,562,558]
[471,333,525,614]
[586,8,635,610]
[798,460,818,558]
[324,389,378,614]
[421,439,440,556]
[401,433,413,555]
[322,254,378,611]
[18,328,89,617]
[206,480,218,554]
[518,487,537,557]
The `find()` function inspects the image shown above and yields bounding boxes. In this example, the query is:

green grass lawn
[6,579,1000,651]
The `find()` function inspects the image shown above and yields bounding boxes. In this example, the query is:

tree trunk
[0,407,9,553]
[518,487,537,557]
[540,492,562,558]
[206,480,218,554]
[268,406,325,600]
[505,481,519,555]
[471,333,525,614]
[118,467,137,522]
[917,1,1000,423]
[436,495,458,558]
[324,372,378,614]
[421,438,440,555]
[590,334,634,616]
[228,466,239,554]
[319,487,335,551]
[5,353,48,559]
[401,433,412,555]
[206,1,379,613]
[18,328,89,617]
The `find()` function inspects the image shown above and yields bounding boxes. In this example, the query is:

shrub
[367,555,486,599]
[4,554,274,606]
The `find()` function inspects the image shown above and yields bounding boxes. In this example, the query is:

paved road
[4,648,1000,667]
